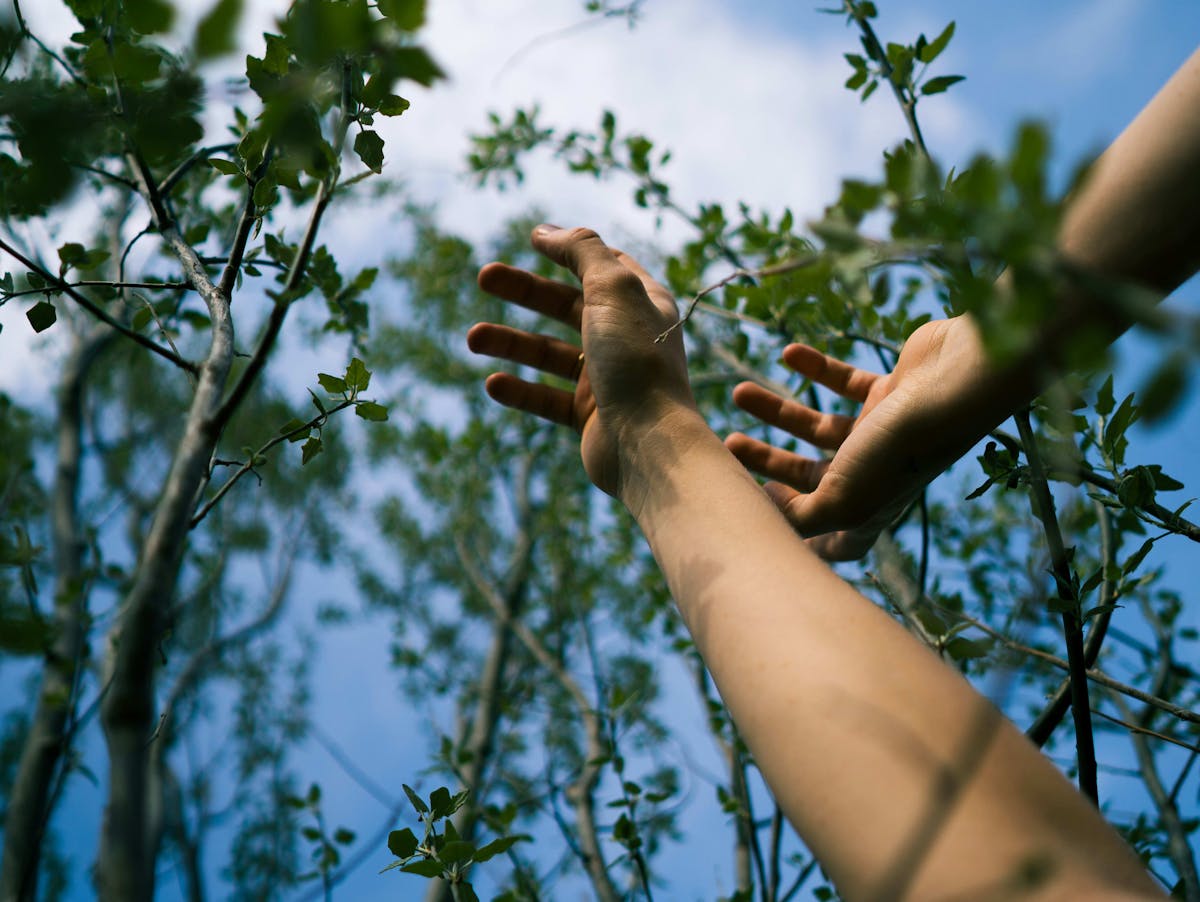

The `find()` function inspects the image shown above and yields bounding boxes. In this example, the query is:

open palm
[725,317,994,560]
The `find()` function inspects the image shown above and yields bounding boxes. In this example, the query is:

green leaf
[1139,352,1189,423]
[345,357,371,391]
[438,840,474,864]
[402,783,429,815]
[253,177,278,208]
[210,153,245,182]
[354,130,385,174]
[333,827,356,845]
[301,437,323,465]
[57,242,87,271]
[388,827,418,858]
[1103,393,1139,463]
[1121,538,1155,576]
[318,373,348,395]
[306,783,321,804]
[379,95,411,117]
[131,306,156,331]
[26,301,57,333]
[920,74,965,96]
[301,826,321,841]
[112,43,163,83]
[393,46,445,86]
[473,834,528,863]
[378,0,426,29]
[400,859,444,878]
[1147,465,1184,492]
[195,0,244,60]
[125,0,175,34]
[429,786,452,819]
[279,418,310,441]
[1095,374,1114,417]
[918,21,954,63]
[355,401,388,422]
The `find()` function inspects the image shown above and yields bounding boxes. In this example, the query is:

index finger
[478,262,583,331]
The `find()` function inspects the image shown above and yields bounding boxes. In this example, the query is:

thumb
[531,225,637,292]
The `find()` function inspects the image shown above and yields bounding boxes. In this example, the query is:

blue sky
[3,1,1199,899]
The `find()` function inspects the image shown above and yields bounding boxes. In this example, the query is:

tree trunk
[96,210,236,900]
[0,330,106,902]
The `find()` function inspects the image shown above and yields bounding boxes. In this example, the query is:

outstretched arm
[728,46,1200,560]
[470,226,1162,901]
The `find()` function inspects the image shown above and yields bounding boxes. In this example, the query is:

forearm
[946,48,1200,417]
[621,411,1160,901]
[1058,46,1200,300]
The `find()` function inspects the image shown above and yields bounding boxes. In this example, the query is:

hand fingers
[467,322,583,381]
[483,373,577,428]
[530,225,653,314]
[477,262,584,332]
[724,432,830,492]
[758,480,876,560]
[781,344,879,403]
[730,382,855,450]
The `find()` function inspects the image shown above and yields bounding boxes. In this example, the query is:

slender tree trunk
[425,612,519,902]
[0,330,106,902]
[96,203,236,899]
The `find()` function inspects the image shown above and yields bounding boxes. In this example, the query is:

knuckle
[582,265,642,298]
[564,226,602,244]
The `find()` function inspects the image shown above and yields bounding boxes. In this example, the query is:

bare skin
[469,224,1163,901]
[727,46,1200,560]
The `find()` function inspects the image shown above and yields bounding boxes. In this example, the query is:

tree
[0,0,439,898]
[2,1,1199,900]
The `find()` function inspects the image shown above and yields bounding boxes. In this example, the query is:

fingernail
[533,223,562,236]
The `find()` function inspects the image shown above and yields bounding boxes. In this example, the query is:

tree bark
[0,329,106,902]
[96,187,237,899]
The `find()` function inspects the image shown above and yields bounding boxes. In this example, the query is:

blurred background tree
[1,1,1198,900]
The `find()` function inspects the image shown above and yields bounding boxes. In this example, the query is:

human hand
[468,225,696,499]
[725,316,1029,561]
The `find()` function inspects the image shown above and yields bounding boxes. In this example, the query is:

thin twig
[1107,693,1200,897]
[212,165,336,432]
[845,0,928,157]
[2,280,190,301]
[656,255,820,343]
[1068,467,1200,543]
[927,601,1200,728]
[0,236,195,372]
[13,0,86,86]
[160,144,239,198]
[188,399,354,529]
[217,154,270,300]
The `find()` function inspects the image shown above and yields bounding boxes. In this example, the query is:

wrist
[615,402,715,520]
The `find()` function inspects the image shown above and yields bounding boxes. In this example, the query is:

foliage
[0,0,1197,900]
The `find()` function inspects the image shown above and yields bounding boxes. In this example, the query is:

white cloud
[391,0,970,250]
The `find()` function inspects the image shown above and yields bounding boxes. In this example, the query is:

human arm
[470,226,1163,900]
[727,46,1200,560]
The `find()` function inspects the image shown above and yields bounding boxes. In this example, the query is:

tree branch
[0,236,195,372]
[1014,410,1098,803]
[188,399,354,530]
[160,144,238,198]
[1108,693,1200,897]
[212,174,334,433]
[928,602,1200,728]
[845,0,929,157]
[1027,501,1117,747]
[453,537,621,902]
